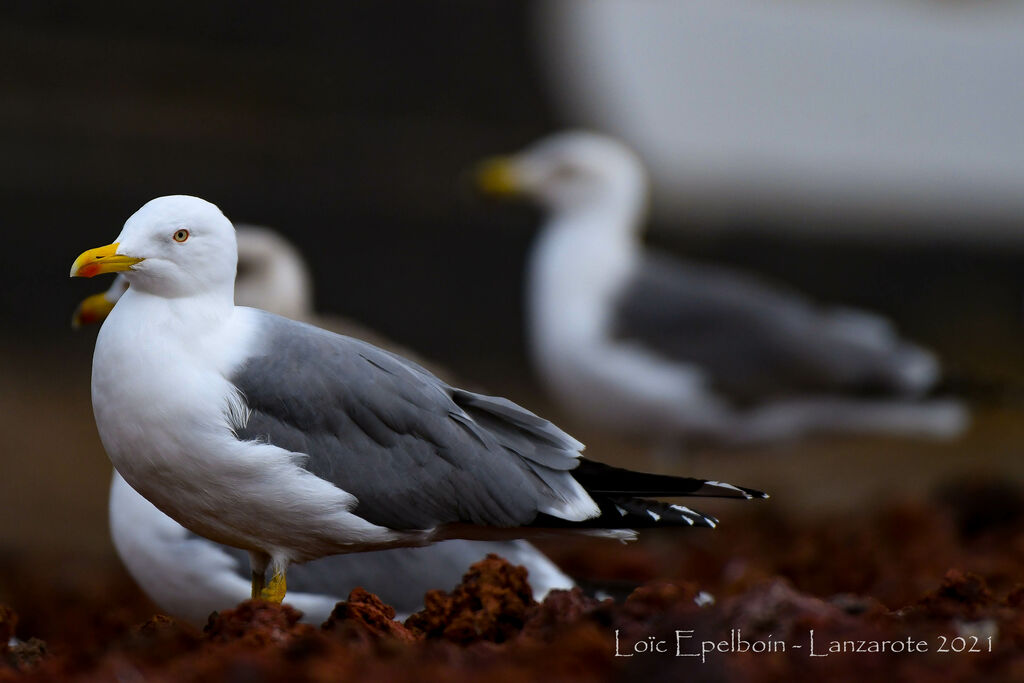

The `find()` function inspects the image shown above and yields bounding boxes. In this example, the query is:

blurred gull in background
[478,132,968,445]
[78,223,575,625]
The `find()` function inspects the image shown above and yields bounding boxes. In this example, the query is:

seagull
[74,227,575,623]
[476,131,968,444]
[70,195,765,603]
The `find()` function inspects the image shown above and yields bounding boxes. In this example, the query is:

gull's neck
[531,180,648,285]
[526,188,646,367]
[122,285,235,326]
[536,174,648,260]
[99,285,239,363]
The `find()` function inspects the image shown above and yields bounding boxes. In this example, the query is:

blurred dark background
[2,2,554,371]
[1,1,1024,601]
[4,1,1024,377]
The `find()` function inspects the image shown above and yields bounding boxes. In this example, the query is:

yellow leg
[251,570,266,600]
[259,569,287,603]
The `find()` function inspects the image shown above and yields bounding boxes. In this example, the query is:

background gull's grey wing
[230,311,596,532]
[611,250,939,403]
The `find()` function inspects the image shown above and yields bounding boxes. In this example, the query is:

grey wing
[314,313,458,384]
[231,312,593,532]
[611,251,938,402]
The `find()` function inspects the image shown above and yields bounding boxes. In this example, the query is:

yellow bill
[69,243,143,278]
[475,156,522,196]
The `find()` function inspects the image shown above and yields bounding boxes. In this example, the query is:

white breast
[527,217,635,367]
[92,293,403,562]
[526,215,717,434]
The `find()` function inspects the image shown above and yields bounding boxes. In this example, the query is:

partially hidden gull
[70,195,766,603]
[476,131,968,444]
[230,224,438,362]
[75,227,574,624]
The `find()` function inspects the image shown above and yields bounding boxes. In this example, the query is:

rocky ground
[2,477,1022,682]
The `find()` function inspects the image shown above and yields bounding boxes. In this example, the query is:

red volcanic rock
[111,614,201,668]
[323,587,418,643]
[624,580,701,613]
[3,640,46,677]
[521,588,605,644]
[406,554,536,643]
[5,498,1024,681]
[203,600,316,648]
[0,606,47,677]
[910,569,995,621]
[720,579,858,637]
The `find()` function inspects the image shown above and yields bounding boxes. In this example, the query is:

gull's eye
[172,229,189,243]
[551,163,579,181]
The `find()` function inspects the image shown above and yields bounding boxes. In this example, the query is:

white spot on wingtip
[647,509,661,521]
[615,504,628,516]
[669,504,697,525]
[706,480,744,494]
[706,480,768,500]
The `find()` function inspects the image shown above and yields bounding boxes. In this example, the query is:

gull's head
[476,131,647,215]
[70,195,238,298]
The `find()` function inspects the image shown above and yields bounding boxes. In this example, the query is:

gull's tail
[533,459,767,530]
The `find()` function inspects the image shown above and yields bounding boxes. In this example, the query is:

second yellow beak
[71,292,117,329]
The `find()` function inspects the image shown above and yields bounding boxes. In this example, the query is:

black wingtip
[572,458,769,501]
